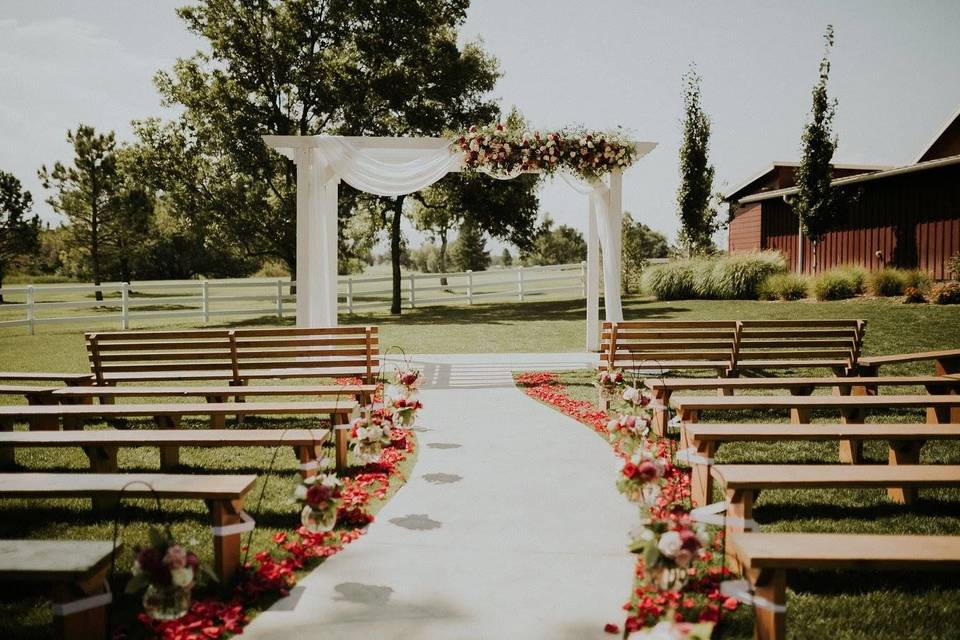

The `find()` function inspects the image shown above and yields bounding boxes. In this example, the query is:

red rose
[636,461,659,482]
[723,597,739,611]
[621,462,639,478]
[603,623,619,634]
[679,528,701,552]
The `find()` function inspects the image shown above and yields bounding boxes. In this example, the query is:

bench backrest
[600,321,739,372]
[600,319,865,373]
[85,326,380,384]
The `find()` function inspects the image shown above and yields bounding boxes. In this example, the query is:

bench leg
[749,568,787,640]
[689,437,716,507]
[295,445,317,479]
[335,424,349,473]
[0,417,12,467]
[652,390,671,438]
[838,408,864,463]
[50,570,110,640]
[230,380,247,425]
[927,405,952,425]
[208,499,245,584]
[31,414,61,431]
[83,446,118,473]
[887,439,924,504]
[154,416,181,469]
[725,489,754,573]
[205,396,227,429]
[598,388,609,412]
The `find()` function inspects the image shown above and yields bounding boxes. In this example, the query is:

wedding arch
[263,130,656,351]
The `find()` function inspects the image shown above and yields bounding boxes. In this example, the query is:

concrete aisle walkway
[245,354,638,639]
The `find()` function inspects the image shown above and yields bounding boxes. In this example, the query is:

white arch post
[263,135,655,351]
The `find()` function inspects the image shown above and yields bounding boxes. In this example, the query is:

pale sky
[2,0,959,252]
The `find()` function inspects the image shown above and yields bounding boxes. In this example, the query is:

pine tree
[676,64,719,256]
[0,171,40,303]
[793,25,841,274]
[501,248,513,267]
[451,217,490,272]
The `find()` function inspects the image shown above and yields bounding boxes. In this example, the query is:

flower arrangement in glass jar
[616,447,667,506]
[607,413,652,455]
[392,368,421,396]
[350,412,395,464]
[622,384,653,410]
[295,473,343,533]
[628,519,710,592]
[629,621,715,640]
[388,396,423,427]
[596,368,626,400]
[126,528,214,621]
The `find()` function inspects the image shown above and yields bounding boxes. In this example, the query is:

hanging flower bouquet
[350,413,395,464]
[596,368,626,404]
[127,528,214,621]
[392,368,421,396]
[455,124,638,181]
[607,414,652,455]
[388,396,423,427]
[628,519,710,592]
[295,473,343,533]
[622,385,653,411]
[617,448,668,506]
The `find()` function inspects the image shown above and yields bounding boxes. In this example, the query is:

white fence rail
[0,262,606,335]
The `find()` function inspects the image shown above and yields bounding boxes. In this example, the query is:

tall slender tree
[793,24,840,274]
[676,64,719,255]
[0,171,41,303]
[39,126,118,300]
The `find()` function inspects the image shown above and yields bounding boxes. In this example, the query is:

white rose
[294,484,308,500]
[131,560,142,576]
[171,566,194,588]
[622,387,639,404]
[657,531,682,558]
[355,426,368,440]
[318,457,333,470]
[321,475,339,489]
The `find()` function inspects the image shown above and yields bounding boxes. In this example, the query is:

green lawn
[0,295,958,638]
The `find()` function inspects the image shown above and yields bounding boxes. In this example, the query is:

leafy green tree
[0,171,41,302]
[520,215,587,266]
[501,248,513,267]
[39,126,119,300]
[622,212,669,294]
[793,25,841,274]
[451,216,490,272]
[676,65,719,255]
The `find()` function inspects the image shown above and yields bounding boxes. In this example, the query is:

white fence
[0,262,596,335]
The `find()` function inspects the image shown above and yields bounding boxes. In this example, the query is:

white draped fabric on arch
[262,135,657,351]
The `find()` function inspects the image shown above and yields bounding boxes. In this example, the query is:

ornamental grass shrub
[643,251,785,300]
[834,264,868,295]
[758,273,809,301]
[930,281,960,305]
[902,269,932,293]
[868,268,932,297]
[812,268,860,301]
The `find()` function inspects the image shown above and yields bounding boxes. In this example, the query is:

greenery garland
[454,123,638,181]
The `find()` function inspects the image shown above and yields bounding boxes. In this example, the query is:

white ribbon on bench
[299,459,318,471]
[720,579,787,613]
[668,414,682,428]
[50,583,112,617]
[211,510,256,537]
[689,500,758,530]
[674,447,714,466]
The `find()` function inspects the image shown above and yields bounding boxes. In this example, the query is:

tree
[39,126,118,300]
[793,25,841,274]
[520,215,587,266]
[501,248,513,267]
[0,171,41,303]
[676,64,719,255]
[621,212,669,294]
[451,216,490,272]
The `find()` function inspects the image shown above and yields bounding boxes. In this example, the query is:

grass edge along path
[514,371,739,638]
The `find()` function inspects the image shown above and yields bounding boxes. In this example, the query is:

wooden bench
[858,348,960,376]
[681,422,960,506]
[0,372,93,386]
[0,400,358,470]
[0,428,335,477]
[729,532,960,640]
[598,319,865,406]
[711,464,960,569]
[85,325,380,385]
[0,473,255,582]
[645,375,960,436]
[51,384,376,428]
[0,539,120,640]
[672,394,960,463]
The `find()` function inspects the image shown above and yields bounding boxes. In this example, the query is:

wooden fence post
[275,279,283,318]
[26,285,34,336]
[120,282,130,330]
[346,277,353,314]
[408,273,416,309]
[202,280,210,323]
[466,270,474,305]
[517,266,524,301]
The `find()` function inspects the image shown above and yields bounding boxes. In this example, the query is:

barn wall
[757,163,960,279]
[728,203,763,253]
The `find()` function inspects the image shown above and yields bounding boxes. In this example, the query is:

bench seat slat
[712,464,960,489]
[0,472,256,499]
[0,400,357,417]
[0,540,117,581]
[686,423,960,441]
[51,384,375,397]
[0,428,330,447]
[645,376,960,390]
[671,394,960,410]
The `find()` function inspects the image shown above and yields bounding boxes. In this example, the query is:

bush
[812,269,859,301]
[930,281,960,305]
[644,251,785,300]
[758,273,809,301]
[902,269,932,293]
[902,287,926,304]
[834,265,867,295]
[947,252,960,281]
[868,268,907,297]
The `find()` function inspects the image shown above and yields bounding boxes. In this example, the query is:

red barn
[724,107,960,279]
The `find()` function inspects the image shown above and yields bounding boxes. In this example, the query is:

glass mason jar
[142,583,192,621]
[301,503,338,533]
[650,565,689,592]
[354,442,383,465]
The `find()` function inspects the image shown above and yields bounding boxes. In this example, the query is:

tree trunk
[90,168,104,302]
[389,196,405,315]
[439,232,448,287]
[0,268,5,305]
[811,239,818,275]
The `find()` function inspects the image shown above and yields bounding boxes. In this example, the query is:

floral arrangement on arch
[455,123,639,181]
[295,473,343,533]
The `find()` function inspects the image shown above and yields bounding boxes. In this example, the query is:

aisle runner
[243,353,637,639]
